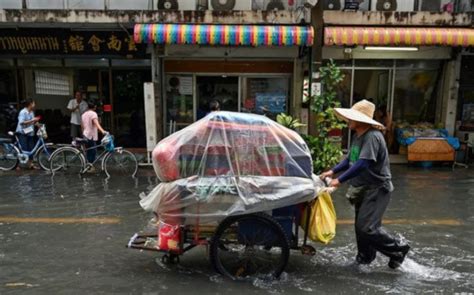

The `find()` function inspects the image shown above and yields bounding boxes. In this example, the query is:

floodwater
[0,166,473,294]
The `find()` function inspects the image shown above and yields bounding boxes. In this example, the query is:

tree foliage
[304,59,346,174]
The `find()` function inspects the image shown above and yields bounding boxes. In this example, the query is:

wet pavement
[0,166,473,294]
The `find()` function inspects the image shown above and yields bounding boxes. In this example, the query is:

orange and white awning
[324,27,474,47]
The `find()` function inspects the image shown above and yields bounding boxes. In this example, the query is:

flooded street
[0,166,473,294]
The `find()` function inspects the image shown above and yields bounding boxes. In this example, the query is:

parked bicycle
[0,124,56,171]
[49,134,138,177]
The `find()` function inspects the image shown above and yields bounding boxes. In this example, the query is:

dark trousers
[353,185,406,264]
[86,139,97,163]
[18,134,35,157]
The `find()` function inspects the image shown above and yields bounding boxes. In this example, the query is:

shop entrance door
[196,76,239,120]
[111,70,150,148]
[346,69,393,148]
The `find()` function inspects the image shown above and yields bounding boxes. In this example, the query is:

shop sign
[0,29,147,57]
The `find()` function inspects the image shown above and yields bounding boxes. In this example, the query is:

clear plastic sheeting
[141,111,325,224]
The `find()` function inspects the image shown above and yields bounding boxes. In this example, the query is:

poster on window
[255,93,286,114]
[178,76,193,95]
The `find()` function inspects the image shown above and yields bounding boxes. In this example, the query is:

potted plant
[304,59,346,174]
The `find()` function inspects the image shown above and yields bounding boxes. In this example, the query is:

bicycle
[0,124,56,171]
[49,134,138,178]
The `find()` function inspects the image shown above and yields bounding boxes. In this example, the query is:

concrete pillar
[292,58,303,118]
[441,54,461,136]
[309,2,323,136]
[151,44,163,141]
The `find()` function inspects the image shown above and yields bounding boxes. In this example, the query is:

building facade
[0,0,313,150]
[315,0,474,155]
[1,0,473,156]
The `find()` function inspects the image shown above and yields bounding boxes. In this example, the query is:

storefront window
[112,70,150,148]
[0,70,16,105]
[335,69,352,150]
[0,0,21,9]
[355,60,394,68]
[197,76,238,119]
[392,65,441,124]
[458,56,474,131]
[0,70,17,136]
[242,77,289,119]
[165,75,194,134]
[27,0,64,9]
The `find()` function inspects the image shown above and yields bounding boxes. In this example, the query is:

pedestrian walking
[16,99,40,169]
[320,99,410,269]
[67,90,88,139]
[81,100,107,171]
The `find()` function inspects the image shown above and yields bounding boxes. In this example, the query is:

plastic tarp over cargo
[140,111,325,224]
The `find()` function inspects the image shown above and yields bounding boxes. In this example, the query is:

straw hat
[334,99,385,130]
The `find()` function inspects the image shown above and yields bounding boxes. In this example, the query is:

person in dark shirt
[209,100,220,112]
[320,99,410,269]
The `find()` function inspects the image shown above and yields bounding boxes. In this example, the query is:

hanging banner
[0,29,148,57]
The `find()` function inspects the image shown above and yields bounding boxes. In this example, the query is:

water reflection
[0,166,473,294]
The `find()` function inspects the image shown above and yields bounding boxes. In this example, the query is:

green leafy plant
[276,113,306,130]
[305,59,346,174]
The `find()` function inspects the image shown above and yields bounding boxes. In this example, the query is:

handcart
[127,111,331,280]
[127,178,332,280]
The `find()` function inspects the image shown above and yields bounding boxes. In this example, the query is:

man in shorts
[67,90,88,140]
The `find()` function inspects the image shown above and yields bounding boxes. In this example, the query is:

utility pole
[309,1,324,136]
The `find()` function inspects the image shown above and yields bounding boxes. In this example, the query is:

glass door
[164,74,194,136]
[241,76,290,120]
[196,75,239,120]
[111,70,151,148]
[346,69,393,149]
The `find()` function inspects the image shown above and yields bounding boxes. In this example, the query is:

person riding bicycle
[81,99,107,171]
[16,99,40,169]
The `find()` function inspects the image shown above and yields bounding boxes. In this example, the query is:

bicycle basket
[36,124,48,139]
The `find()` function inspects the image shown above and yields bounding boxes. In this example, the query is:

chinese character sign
[0,29,146,57]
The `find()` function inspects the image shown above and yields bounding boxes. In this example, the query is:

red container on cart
[158,222,181,252]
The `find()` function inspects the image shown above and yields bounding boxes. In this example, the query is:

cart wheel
[210,213,290,280]
[169,253,180,264]
[161,254,170,264]
[161,253,180,265]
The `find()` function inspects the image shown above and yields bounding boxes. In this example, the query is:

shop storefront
[0,28,151,147]
[457,53,474,142]
[323,26,473,155]
[133,23,313,137]
[162,60,293,135]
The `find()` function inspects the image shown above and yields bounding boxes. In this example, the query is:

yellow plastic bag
[301,191,336,244]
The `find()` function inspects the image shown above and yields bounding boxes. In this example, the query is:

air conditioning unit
[419,0,442,11]
[372,0,415,11]
[323,0,342,10]
[157,0,197,10]
[252,0,309,11]
[359,0,371,10]
[208,0,252,10]
[322,0,370,11]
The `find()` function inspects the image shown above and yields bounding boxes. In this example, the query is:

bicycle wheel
[50,147,85,174]
[35,144,57,171]
[103,149,138,177]
[209,213,290,280]
[0,144,19,171]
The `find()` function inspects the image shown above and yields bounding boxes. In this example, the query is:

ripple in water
[399,258,464,282]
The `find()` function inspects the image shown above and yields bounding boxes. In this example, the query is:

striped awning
[134,24,314,47]
[325,27,474,47]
